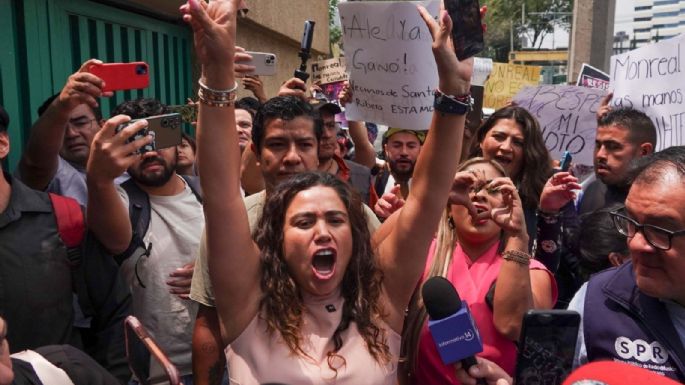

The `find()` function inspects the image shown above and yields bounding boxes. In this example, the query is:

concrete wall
[568,0,616,81]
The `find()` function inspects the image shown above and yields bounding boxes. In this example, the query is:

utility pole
[568,0,616,81]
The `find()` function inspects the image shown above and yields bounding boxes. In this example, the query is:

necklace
[324,159,337,174]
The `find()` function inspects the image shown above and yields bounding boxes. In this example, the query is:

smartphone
[116,113,183,154]
[87,62,150,92]
[559,151,572,172]
[245,52,277,76]
[124,316,181,385]
[445,0,485,61]
[515,310,581,385]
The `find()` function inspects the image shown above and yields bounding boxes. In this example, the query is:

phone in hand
[244,52,277,76]
[559,151,572,172]
[116,113,183,154]
[515,310,581,385]
[87,62,150,92]
[124,316,181,385]
[445,0,485,61]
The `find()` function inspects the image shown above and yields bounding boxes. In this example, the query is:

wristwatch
[433,89,473,115]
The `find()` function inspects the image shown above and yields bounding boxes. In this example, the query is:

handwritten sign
[312,57,349,85]
[513,85,607,166]
[576,63,610,90]
[339,0,439,130]
[472,57,493,86]
[610,34,685,150]
[484,63,541,110]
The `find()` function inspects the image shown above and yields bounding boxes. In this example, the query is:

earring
[448,215,455,229]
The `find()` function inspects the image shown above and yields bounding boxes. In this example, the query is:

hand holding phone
[87,62,150,92]
[244,52,277,76]
[559,151,572,172]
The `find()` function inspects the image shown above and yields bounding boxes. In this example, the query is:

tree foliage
[483,0,572,62]
[329,0,342,51]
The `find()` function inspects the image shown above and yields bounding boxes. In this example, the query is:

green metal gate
[0,0,193,171]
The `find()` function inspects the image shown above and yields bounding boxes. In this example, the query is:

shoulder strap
[115,179,151,265]
[49,193,85,267]
[181,175,203,203]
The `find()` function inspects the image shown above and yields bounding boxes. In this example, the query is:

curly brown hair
[254,171,390,371]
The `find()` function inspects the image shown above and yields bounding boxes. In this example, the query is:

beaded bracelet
[502,249,531,266]
[197,79,238,107]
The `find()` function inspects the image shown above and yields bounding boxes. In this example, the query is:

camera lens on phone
[136,65,148,75]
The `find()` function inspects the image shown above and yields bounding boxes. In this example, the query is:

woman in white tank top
[182,0,475,383]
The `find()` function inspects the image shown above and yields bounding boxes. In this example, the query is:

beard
[129,155,177,187]
[389,158,415,180]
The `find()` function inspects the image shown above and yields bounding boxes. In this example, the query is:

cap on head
[383,127,426,145]
[309,94,342,116]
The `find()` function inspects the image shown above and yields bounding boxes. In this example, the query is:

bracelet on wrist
[433,89,473,115]
[197,79,238,107]
[502,249,531,266]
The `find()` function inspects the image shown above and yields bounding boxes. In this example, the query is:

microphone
[422,276,485,384]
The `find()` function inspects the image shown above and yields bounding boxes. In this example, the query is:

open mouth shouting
[312,248,337,280]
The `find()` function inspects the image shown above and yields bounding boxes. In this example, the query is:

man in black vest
[569,146,685,381]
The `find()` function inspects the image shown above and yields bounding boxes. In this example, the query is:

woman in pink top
[182,0,476,383]
[400,158,558,385]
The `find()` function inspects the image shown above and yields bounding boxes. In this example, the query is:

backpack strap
[49,193,85,266]
[114,179,151,266]
[181,175,203,203]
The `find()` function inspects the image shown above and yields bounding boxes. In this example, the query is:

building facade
[0,0,328,171]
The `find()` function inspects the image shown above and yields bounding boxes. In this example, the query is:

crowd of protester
[1,0,684,384]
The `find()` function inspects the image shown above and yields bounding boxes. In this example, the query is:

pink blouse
[413,240,558,385]
[226,288,400,385]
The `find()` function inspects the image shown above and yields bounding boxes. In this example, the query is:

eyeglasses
[66,118,97,131]
[610,209,685,251]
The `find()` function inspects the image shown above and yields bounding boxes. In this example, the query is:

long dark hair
[254,171,390,371]
[469,105,552,208]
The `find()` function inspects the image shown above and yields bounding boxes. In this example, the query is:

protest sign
[513,85,607,166]
[339,0,439,130]
[610,34,685,150]
[472,57,493,86]
[576,63,610,90]
[484,63,541,110]
[312,57,348,85]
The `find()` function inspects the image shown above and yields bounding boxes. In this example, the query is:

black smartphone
[445,0,485,61]
[559,151,572,172]
[515,310,581,385]
[117,113,183,154]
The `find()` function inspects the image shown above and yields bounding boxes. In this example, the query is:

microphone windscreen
[562,361,681,385]
[422,276,462,320]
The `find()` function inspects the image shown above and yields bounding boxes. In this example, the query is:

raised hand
[278,77,308,101]
[597,91,613,122]
[87,115,152,183]
[374,185,405,219]
[180,0,241,88]
[487,177,526,237]
[448,171,481,220]
[338,81,353,107]
[58,59,112,111]
[539,172,581,213]
[243,75,267,102]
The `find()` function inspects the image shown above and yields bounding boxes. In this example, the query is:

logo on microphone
[437,329,476,347]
